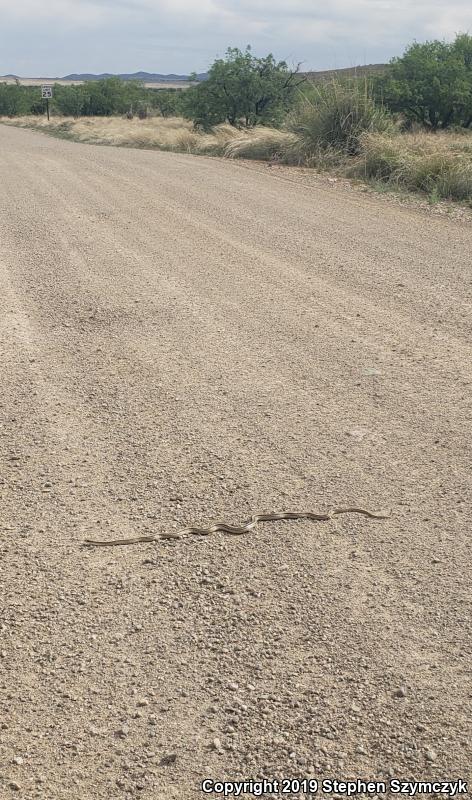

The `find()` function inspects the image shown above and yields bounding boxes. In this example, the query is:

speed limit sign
[41,85,53,119]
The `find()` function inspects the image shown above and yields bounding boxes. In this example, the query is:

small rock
[212,737,222,751]
[9,782,21,792]
[159,753,177,766]
[137,698,149,707]
[356,745,367,755]
[351,702,361,713]
[12,756,24,765]
[227,682,239,691]
[394,687,407,698]
[425,748,437,762]
[117,726,129,738]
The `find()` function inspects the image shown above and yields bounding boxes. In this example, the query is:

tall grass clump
[352,131,472,202]
[289,78,394,163]
[224,127,299,161]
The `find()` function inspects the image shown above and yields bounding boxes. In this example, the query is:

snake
[83,507,390,547]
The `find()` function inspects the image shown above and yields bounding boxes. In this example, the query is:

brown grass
[3,115,472,203]
[350,130,472,202]
[2,116,240,153]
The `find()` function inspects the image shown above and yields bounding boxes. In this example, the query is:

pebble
[212,737,222,751]
[394,687,407,698]
[160,753,177,766]
[137,698,149,707]
[117,726,129,738]
[9,782,21,792]
[425,747,437,762]
[12,756,24,765]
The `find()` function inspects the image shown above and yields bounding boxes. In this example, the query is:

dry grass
[3,114,472,204]
[3,115,213,150]
[350,130,472,202]
[224,128,299,161]
[1,115,273,157]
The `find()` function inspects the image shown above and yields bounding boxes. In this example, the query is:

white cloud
[1,0,471,76]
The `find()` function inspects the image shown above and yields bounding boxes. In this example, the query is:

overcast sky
[0,0,471,77]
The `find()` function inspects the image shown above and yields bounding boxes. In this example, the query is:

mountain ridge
[61,71,207,82]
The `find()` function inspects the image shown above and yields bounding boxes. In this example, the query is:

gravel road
[1,124,471,799]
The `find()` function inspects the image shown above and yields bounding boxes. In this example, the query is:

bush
[149,89,181,118]
[377,34,472,130]
[352,131,472,201]
[289,79,394,158]
[0,82,37,116]
[180,46,304,130]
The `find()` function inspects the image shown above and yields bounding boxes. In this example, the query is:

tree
[180,46,305,129]
[377,35,472,129]
[53,84,87,117]
[149,88,181,118]
[0,81,31,116]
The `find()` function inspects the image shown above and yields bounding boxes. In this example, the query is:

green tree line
[2,34,472,131]
[0,77,182,118]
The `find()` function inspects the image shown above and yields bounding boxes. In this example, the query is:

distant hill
[1,65,387,89]
[61,71,208,82]
[62,67,386,83]
[303,64,387,82]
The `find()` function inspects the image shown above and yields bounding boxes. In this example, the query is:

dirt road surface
[1,124,471,799]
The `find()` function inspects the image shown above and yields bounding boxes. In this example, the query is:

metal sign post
[41,85,53,120]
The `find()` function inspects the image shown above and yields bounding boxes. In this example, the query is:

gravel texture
[0,124,471,799]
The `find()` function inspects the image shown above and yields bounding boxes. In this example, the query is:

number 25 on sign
[41,85,53,120]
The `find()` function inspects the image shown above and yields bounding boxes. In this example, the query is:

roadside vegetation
[3,37,472,205]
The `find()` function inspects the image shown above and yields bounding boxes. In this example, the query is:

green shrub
[376,34,472,130]
[289,79,394,158]
[180,46,304,130]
